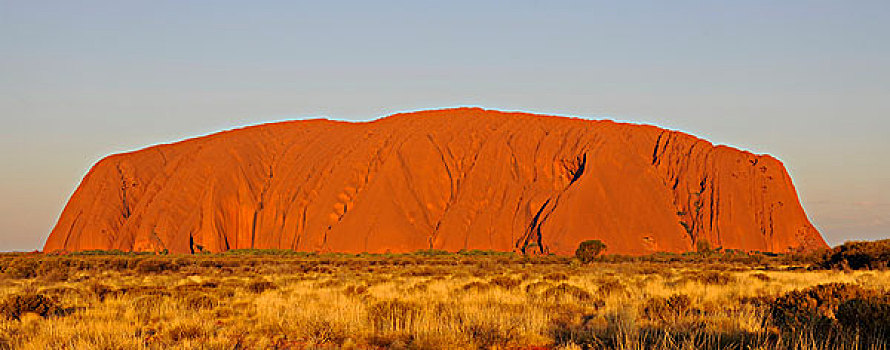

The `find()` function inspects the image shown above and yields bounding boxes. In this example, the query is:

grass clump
[246,280,276,294]
[641,294,693,321]
[488,276,521,289]
[367,299,422,333]
[541,283,595,303]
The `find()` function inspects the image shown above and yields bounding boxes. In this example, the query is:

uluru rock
[44,108,827,255]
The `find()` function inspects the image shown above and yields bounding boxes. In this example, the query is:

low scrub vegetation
[818,239,890,270]
[0,248,888,349]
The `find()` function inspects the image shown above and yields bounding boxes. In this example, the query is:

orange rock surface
[44,108,827,255]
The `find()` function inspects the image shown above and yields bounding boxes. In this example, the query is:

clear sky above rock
[1,0,888,251]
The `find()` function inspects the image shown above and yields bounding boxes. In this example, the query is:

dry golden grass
[0,251,888,349]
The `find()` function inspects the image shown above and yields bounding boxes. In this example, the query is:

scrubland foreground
[1,244,889,349]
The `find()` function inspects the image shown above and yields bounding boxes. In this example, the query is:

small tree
[576,240,607,263]
[696,239,712,254]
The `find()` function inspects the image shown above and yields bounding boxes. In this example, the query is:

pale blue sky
[1,1,888,251]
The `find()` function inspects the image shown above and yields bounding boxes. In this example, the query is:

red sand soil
[44,108,826,255]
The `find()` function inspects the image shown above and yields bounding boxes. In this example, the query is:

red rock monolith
[44,108,827,255]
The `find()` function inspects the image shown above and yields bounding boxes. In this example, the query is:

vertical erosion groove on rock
[43,108,827,254]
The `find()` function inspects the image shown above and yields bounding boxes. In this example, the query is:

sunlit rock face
[44,108,826,255]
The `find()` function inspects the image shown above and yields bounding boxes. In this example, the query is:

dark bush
[575,240,606,263]
[3,259,39,279]
[0,294,67,320]
[769,283,879,331]
[819,239,890,270]
[765,284,890,348]
[836,294,890,342]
